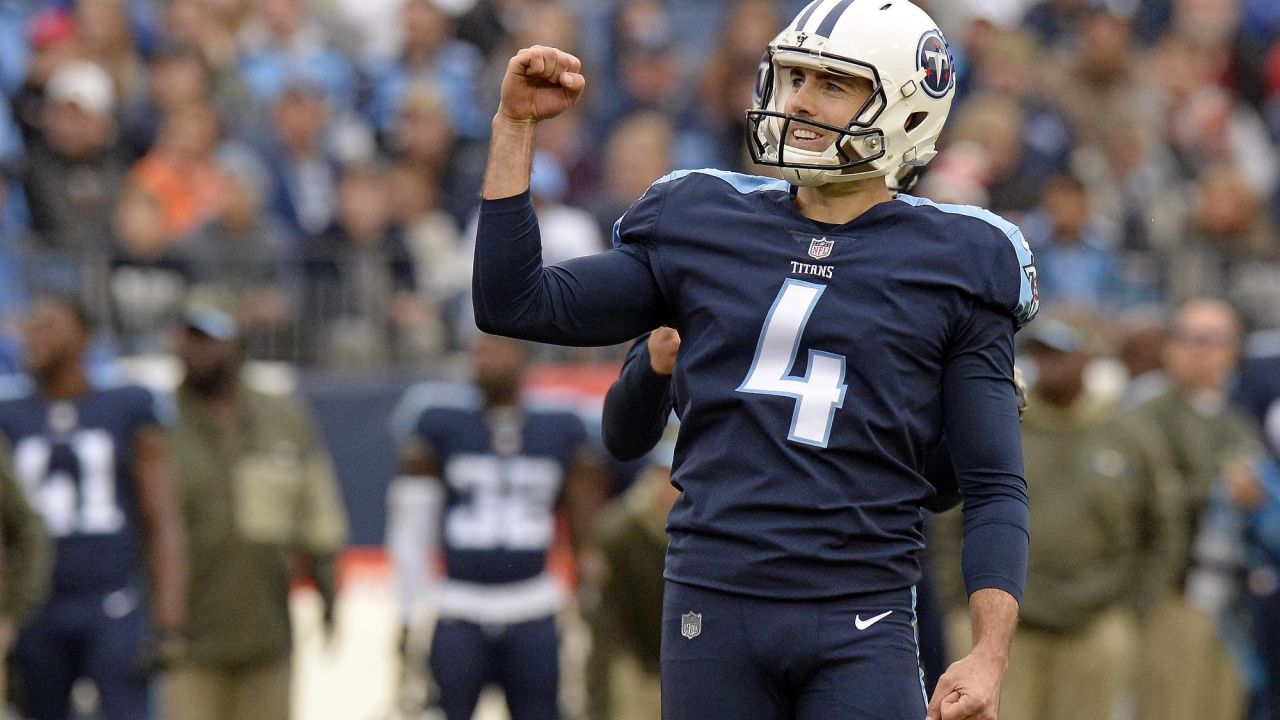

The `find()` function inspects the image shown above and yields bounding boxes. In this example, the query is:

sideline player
[472,2,1037,718]
[387,334,603,720]
[1,296,186,720]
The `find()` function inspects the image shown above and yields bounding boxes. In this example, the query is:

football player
[472,2,1036,718]
[387,334,604,720]
[2,296,186,720]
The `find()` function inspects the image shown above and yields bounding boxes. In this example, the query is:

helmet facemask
[747,46,892,187]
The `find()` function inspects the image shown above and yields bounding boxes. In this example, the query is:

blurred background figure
[178,142,298,360]
[943,316,1181,720]
[0,439,50,717]
[105,183,194,356]
[387,334,605,720]
[1131,298,1266,720]
[1,296,186,720]
[165,292,348,720]
[584,434,678,720]
[22,60,128,256]
[302,164,431,368]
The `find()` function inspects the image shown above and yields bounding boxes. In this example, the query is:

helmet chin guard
[747,0,955,188]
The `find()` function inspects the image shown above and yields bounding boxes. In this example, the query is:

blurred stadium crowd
[0,0,1271,367]
[0,0,1278,718]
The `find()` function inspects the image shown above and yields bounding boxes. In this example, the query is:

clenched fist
[498,45,586,125]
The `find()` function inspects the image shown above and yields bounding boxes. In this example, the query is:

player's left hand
[927,649,1005,720]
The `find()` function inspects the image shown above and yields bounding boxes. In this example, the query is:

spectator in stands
[1132,297,1266,720]
[179,142,298,358]
[123,44,251,159]
[1045,5,1148,151]
[10,8,82,146]
[367,0,486,139]
[161,0,252,125]
[1020,173,1132,314]
[389,80,486,229]
[106,184,194,355]
[939,92,1036,213]
[130,101,226,242]
[237,0,356,110]
[0,441,50,716]
[303,164,429,367]
[22,60,130,255]
[165,293,348,720]
[1170,163,1280,333]
[387,164,461,352]
[590,0,686,141]
[1071,109,1184,274]
[1154,32,1278,196]
[74,0,148,117]
[527,151,602,264]
[678,0,779,171]
[585,111,672,240]
[263,80,341,241]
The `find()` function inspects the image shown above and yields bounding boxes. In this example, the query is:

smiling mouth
[786,125,831,151]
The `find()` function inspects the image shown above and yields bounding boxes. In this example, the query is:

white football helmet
[747,0,957,187]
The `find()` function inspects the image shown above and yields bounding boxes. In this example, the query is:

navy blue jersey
[475,170,1034,601]
[394,385,590,584]
[0,379,169,595]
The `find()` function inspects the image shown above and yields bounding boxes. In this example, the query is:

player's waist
[663,527,923,600]
[437,573,564,624]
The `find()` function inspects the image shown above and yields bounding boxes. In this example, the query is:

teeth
[793,129,822,140]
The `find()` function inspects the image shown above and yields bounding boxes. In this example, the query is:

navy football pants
[428,615,559,720]
[661,581,927,720]
[12,589,150,720]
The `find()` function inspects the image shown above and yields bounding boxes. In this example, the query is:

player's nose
[785,78,817,118]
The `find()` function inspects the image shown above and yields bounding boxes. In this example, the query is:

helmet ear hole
[904,111,928,132]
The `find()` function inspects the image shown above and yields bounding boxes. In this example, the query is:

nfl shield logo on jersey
[680,611,702,639]
[808,237,834,260]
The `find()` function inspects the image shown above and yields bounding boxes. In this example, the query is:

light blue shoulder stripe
[612,170,789,248]
[653,169,791,195]
[896,194,1039,327]
[388,381,480,442]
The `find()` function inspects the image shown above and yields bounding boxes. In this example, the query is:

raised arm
[474,46,667,346]
[483,45,585,201]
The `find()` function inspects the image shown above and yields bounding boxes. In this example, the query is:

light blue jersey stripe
[612,170,790,247]
[388,382,481,443]
[895,194,1038,327]
[654,168,790,195]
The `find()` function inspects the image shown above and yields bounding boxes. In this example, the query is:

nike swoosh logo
[854,610,893,630]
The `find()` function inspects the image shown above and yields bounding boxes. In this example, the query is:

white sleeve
[386,476,444,625]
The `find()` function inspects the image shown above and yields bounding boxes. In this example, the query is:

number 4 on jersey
[737,279,848,448]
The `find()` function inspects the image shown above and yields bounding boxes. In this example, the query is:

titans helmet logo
[916,30,954,99]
